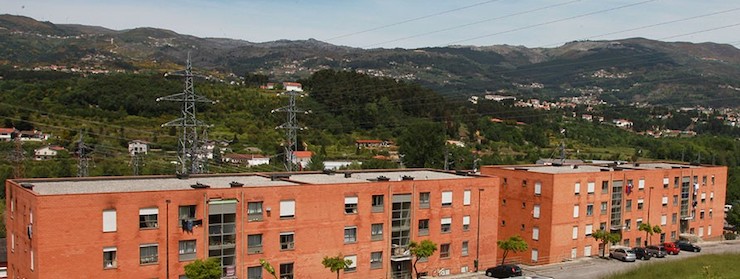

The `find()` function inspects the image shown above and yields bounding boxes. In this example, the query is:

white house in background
[283,82,303,92]
[19,130,49,141]
[222,154,271,167]
[0,127,16,141]
[34,145,65,161]
[613,118,633,128]
[446,140,465,147]
[128,140,149,155]
[292,151,313,169]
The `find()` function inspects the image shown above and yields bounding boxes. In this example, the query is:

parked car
[645,245,667,258]
[486,264,523,278]
[675,241,702,252]
[609,248,637,262]
[631,247,652,260]
[661,242,680,255]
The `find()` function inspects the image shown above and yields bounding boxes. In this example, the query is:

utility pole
[77,131,91,177]
[157,52,216,177]
[272,90,309,172]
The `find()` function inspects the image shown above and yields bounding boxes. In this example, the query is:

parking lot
[437,239,740,279]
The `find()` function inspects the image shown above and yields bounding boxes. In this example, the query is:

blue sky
[3,0,739,49]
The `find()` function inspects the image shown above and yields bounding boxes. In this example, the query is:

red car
[661,242,680,255]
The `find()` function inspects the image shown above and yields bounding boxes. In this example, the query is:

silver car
[610,248,637,262]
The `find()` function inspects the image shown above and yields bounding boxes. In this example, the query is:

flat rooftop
[499,162,704,174]
[16,169,479,195]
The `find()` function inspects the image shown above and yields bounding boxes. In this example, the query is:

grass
[602,253,740,279]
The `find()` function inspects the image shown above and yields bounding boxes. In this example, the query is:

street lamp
[646,187,653,246]
[166,199,171,279]
[475,188,485,272]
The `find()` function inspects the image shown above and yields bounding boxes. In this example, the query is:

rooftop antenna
[157,52,217,177]
[272,90,310,172]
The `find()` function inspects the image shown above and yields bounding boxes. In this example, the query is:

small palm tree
[322,254,353,279]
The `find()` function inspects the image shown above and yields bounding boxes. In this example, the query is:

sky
[2,0,739,49]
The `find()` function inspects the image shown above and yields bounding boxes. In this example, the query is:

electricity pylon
[157,52,216,177]
[272,90,309,172]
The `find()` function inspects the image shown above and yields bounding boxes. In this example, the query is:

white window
[663,177,670,186]
[661,215,667,225]
[103,247,117,268]
[710,192,714,200]
[573,205,579,218]
[571,248,577,259]
[533,205,541,218]
[574,182,580,195]
[698,227,704,237]
[462,216,470,231]
[572,226,578,239]
[587,182,595,194]
[11,233,14,252]
[30,249,34,270]
[441,217,452,233]
[584,245,592,257]
[532,227,539,240]
[638,179,645,189]
[708,225,712,236]
[531,249,539,262]
[585,224,593,236]
[441,191,453,206]
[463,190,471,205]
[139,208,158,229]
[103,209,117,232]
[535,182,542,195]
[344,196,358,214]
[280,200,295,218]
[701,192,706,201]
[344,255,357,272]
[662,196,668,205]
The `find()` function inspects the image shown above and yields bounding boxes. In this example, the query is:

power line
[363,0,583,48]
[441,0,658,46]
[325,0,503,42]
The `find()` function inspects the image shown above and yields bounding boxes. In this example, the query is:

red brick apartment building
[5,169,499,279]
[481,162,727,265]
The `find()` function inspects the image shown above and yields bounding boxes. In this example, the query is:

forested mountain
[2,14,740,107]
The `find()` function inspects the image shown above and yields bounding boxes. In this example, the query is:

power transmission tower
[157,52,216,177]
[130,151,142,176]
[272,90,309,172]
[77,132,91,177]
[9,135,25,178]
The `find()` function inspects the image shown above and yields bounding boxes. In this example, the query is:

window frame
[178,240,197,261]
[280,232,295,251]
[247,201,263,222]
[139,244,159,265]
[344,227,357,244]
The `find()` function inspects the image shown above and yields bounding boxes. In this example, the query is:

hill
[1,14,740,107]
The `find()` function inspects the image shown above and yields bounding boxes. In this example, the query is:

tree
[638,222,662,246]
[409,239,437,279]
[592,229,622,258]
[321,254,353,279]
[184,258,222,279]
[727,202,740,231]
[397,120,445,168]
[497,235,528,265]
[259,259,278,279]
[307,152,326,171]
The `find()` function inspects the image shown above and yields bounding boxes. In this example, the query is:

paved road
[440,240,740,279]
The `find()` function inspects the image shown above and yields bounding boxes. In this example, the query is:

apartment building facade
[481,162,726,265]
[5,169,499,279]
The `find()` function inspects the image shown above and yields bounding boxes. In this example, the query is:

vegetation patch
[602,253,740,279]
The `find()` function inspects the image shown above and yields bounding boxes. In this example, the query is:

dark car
[631,247,652,260]
[675,241,702,252]
[645,245,667,258]
[486,264,523,278]
[661,242,680,255]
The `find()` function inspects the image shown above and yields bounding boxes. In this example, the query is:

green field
[602,253,740,279]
